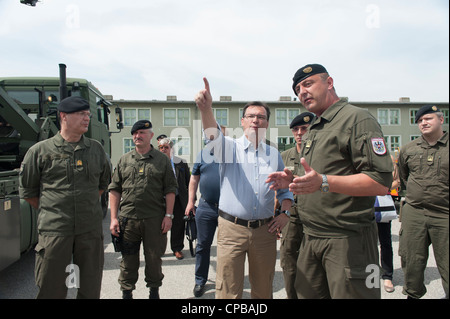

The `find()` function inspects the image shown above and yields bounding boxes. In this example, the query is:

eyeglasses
[73,111,92,118]
[291,126,309,132]
[243,114,267,121]
[159,145,170,150]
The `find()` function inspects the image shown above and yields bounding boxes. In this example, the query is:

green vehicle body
[0,64,122,271]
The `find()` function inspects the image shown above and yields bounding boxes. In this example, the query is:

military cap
[290,112,316,129]
[57,96,90,113]
[415,105,441,123]
[292,64,328,95]
[156,134,167,141]
[131,120,152,135]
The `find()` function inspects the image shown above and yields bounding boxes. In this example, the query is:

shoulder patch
[371,138,387,155]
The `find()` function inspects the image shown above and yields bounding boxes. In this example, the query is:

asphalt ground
[0,209,446,301]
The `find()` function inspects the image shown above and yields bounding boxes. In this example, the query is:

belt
[219,210,273,229]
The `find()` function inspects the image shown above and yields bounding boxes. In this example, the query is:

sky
[0,0,448,103]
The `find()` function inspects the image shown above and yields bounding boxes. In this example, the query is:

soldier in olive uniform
[19,96,111,299]
[398,105,449,299]
[109,120,177,299]
[267,64,393,298]
[279,111,314,299]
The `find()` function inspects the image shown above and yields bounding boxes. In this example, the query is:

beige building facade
[107,95,448,168]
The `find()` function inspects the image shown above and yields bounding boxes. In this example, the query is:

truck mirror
[115,107,123,130]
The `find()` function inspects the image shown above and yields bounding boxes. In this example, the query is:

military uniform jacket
[19,132,111,236]
[298,99,393,238]
[398,132,449,217]
[108,146,178,219]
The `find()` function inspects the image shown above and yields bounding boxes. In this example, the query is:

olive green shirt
[281,147,301,218]
[108,146,177,219]
[398,132,449,217]
[298,99,393,238]
[19,132,111,236]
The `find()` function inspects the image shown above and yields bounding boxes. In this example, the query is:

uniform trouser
[295,223,381,299]
[194,198,218,286]
[34,229,104,299]
[399,203,449,299]
[280,215,303,299]
[215,216,277,299]
[118,216,167,291]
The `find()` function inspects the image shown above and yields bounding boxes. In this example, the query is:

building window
[164,108,190,126]
[409,109,418,125]
[277,136,295,151]
[276,109,300,126]
[384,135,401,152]
[171,137,190,156]
[378,108,400,125]
[278,136,295,145]
[123,138,135,154]
[123,108,151,126]
[410,135,420,141]
[443,109,449,124]
[214,108,228,126]
[124,109,136,127]
[138,109,150,121]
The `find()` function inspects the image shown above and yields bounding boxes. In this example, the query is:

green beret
[292,64,328,95]
[57,96,90,113]
[290,112,316,129]
[131,120,152,135]
[415,105,441,123]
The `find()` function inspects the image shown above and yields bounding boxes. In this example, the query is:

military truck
[0,64,122,271]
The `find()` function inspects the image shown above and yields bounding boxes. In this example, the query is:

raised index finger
[203,77,210,94]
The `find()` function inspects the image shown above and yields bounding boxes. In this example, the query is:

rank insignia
[371,138,387,155]
[305,140,312,149]
[76,160,83,167]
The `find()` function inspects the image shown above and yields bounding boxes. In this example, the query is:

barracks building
[106,95,449,168]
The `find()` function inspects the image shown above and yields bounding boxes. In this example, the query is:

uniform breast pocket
[41,156,70,188]
[406,153,423,176]
[85,157,103,184]
[437,154,449,185]
[146,164,164,183]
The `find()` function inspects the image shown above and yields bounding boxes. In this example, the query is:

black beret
[292,64,328,95]
[57,96,90,113]
[131,120,152,135]
[290,112,316,129]
[415,105,441,123]
[156,134,167,140]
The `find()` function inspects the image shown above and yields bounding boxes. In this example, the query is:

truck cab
[0,65,122,271]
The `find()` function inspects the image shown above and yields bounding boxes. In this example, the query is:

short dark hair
[242,101,271,121]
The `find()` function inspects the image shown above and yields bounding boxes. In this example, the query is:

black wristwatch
[279,210,291,217]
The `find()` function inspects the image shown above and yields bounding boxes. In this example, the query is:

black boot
[122,290,133,299]
[149,287,160,299]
